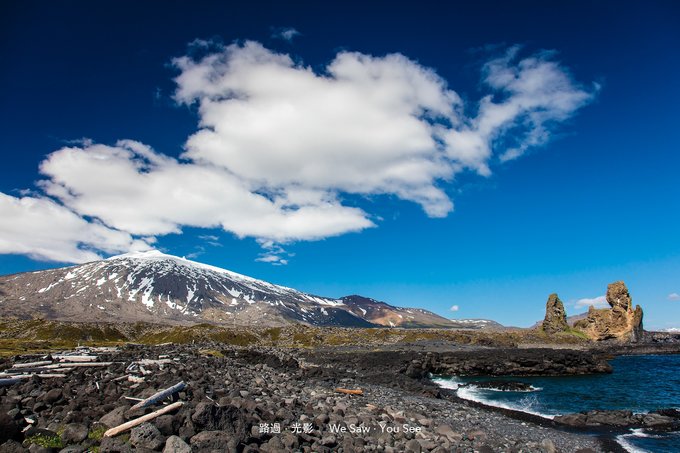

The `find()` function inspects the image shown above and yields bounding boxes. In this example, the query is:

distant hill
[450,318,504,329]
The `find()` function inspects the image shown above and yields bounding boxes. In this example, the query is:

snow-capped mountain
[449,318,504,330]
[0,250,462,328]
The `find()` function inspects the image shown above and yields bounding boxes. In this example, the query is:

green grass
[0,317,593,355]
[563,327,590,340]
[199,348,225,358]
[25,434,63,448]
[87,425,107,441]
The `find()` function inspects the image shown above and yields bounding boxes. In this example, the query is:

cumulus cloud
[668,293,680,301]
[39,140,373,241]
[173,41,594,219]
[0,193,149,263]
[575,295,608,309]
[4,41,596,264]
[450,304,460,312]
[271,27,300,42]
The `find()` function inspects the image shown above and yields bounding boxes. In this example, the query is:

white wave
[616,433,652,453]
[455,386,556,419]
[430,376,464,390]
[629,428,653,438]
[463,384,543,393]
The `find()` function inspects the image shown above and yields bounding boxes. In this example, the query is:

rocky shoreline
[0,342,639,453]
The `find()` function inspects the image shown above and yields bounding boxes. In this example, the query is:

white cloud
[446,46,597,166]
[272,27,300,42]
[173,41,594,220]
[255,240,289,265]
[0,193,150,263]
[574,295,609,309]
[450,304,460,312]
[39,140,373,241]
[668,293,680,301]
[4,41,596,264]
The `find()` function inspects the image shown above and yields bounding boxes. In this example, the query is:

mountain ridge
[0,250,477,329]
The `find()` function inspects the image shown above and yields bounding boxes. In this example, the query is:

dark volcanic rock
[542,293,568,333]
[100,435,133,453]
[162,435,191,453]
[0,411,21,443]
[42,388,63,404]
[100,406,128,429]
[190,430,236,451]
[60,423,88,444]
[555,409,680,429]
[1,440,27,453]
[429,348,612,376]
[130,423,165,450]
[0,341,615,453]
[191,402,248,442]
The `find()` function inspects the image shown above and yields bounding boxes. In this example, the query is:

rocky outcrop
[555,408,680,429]
[573,281,644,342]
[542,293,569,333]
[425,348,613,376]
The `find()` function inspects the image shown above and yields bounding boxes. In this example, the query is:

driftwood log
[335,388,364,395]
[11,361,52,368]
[0,378,23,387]
[103,401,184,437]
[130,381,186,410]
[0,374,67,385]
[54,355,98,362]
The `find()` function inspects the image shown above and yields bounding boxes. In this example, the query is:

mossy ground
[88,425,107,441]
[25,434,63,448]
[0,317,591,355]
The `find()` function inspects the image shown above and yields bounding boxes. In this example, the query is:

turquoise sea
[432,355,680,452]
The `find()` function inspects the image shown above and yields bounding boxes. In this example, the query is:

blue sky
[1,1,679,329]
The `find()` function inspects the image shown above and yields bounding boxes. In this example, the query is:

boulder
[60,423,89,444]
[555,409,679,429]
[100,406,128,429]
[99,436,133,453]
[542,293,568,333]
[0,440,27,453]
[42,389,63,405]
[0,412,21,443]
[191,402,246,432]
[163,435,191,453]
[190,431,235,451]
[573,281,644,342]
[129,422,165,450]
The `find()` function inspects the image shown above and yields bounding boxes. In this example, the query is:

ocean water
[432,354,680,453]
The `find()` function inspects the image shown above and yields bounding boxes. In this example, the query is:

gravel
[0,343,614,452]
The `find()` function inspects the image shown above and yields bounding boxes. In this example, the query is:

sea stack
[574,281,644,342]
[542,293,569,333]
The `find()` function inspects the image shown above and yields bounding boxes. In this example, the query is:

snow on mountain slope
[449,318,505,330]
[0,250,462,328]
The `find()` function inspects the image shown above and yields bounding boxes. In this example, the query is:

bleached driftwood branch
[103,401,184,437]
[335,388,364,395]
